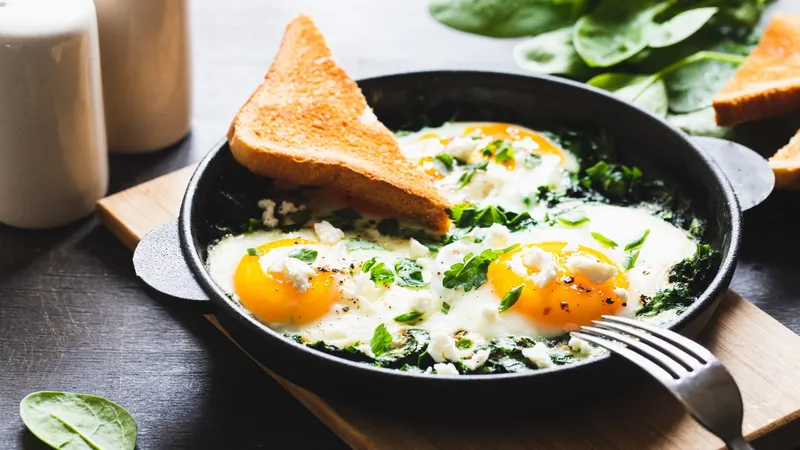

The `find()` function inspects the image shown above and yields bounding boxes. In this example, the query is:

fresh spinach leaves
[447,203,535,231]
[288,248,318,264]
[20,391,137,450]
[370,324,393,356]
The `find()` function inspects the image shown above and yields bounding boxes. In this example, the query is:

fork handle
[726,436,754,450]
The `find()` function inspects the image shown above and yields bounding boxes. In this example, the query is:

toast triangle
[713,13,800,126]
[227,15,450,232]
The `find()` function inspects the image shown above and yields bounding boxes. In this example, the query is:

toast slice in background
[227,15,451,232]
[769,129,800,189]
[713,13,800,127]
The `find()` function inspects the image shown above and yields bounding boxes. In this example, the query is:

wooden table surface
[2,1,800,448]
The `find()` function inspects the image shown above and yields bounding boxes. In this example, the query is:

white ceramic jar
[94,0,192,153]
[0,0,109,229]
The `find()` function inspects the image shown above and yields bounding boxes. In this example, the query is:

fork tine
[580,326,688,377]
[571,332,675,384]
[601,315,715,364]
[592,320,703,371]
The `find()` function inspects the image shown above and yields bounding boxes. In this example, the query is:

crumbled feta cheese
[462,349,491,371]
[512,136,540,153]
[485,223,510,247]
[522,342,553,369]
[257,199,278,228]
[353,272,382,302]
[568,336,592,356]
[409,293,434,314]
[521,247,558,288]
[433,363,460,376]
[445,136,477,161]
[613,287,628,303]
[408,238,429,258]
[427,332,461,363]
[268,256,315,293]
[314,220,345,244]
[562,241,579,253]
[566,254,617,284]
[279,201,304,216]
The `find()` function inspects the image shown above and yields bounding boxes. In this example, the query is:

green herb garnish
[494,143,515,163]
[394,311,425,323]
[345,238,385,251]
[370,324,393,356]
[246,248,258,256]
[288,248,317,264]
[441,302,451,315]
[434,153,455,174]
[394,258,429,288]
[623,249,640,270]
[625,229,651,251]
[557,210,590,227]
[498,284,524,313]
[443,248,510,292]
[455,160,489,190]
[591,232,618,248]
[456,337,473,349]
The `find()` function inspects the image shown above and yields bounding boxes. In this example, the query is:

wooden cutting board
[98,165,800,449]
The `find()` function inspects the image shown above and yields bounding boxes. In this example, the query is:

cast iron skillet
[133,71,773,403]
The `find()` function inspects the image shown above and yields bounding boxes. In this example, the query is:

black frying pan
[133,71,773,403]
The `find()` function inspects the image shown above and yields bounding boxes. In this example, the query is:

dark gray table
[2,1,799,448]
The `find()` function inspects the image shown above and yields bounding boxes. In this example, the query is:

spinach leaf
[637,283,692,316]
[662,51,744,113]
[573,0,668,68]
[587,73,669,117]
[394,311,425,323]
[369,262,395,285]
[498,284,524,313]
[20,391,137,450]
[375,329,430,367]
[649,7,719,48]
[513,27,592,77]
[667,107,735,139]
[345,238,385,251]
[581,161,644,202]
[443,248,503,292]
[246,247,258,256]
[324,208,362,230]
[394,258,429,288]
[370,324,393,356]
[288,248,318,264]
[456,337,473,349]
[429,0,588,38]
[669,242,716,287]
[376,218,400,236]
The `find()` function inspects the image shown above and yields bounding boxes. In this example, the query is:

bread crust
[769,129,800,189]
[227,15,450,232]
[713,13,800,126]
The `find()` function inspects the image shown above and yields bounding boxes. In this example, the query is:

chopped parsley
[498,284,524,313]
[362,257,395,285]
[288,248,317,264]
[447,203,535,231]
[370,324,393,356]
[441,302,451,315]
[433,153,454,174]
[455,160,489,190]
[246,247,258,256]
[394,258,428,288]
[442,246,517,292]
[456,337,473,349]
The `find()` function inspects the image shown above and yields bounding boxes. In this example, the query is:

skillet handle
[689,136,774,212]
[133,219,211,311]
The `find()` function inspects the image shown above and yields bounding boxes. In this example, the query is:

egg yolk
[417,155,447,180]
[488,242,628,330]
[463,123,564,163]
[233,238,339,325]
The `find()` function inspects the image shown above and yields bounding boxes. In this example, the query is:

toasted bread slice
[713,13,800,126]
[227,16,450,232]
[769,129,800,189]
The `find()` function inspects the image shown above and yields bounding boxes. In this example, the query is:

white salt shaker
[0,0,109,229]
[94,0,192,153]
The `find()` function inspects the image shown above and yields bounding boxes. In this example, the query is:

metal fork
[571,315,754,450]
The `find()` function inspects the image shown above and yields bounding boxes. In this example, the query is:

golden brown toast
[227,15,450,232]
[769,129,800,189]
[713,13,800,126]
